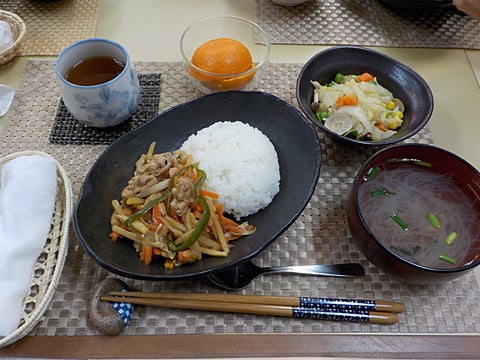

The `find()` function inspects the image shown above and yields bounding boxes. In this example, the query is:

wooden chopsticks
[102,292,405,325]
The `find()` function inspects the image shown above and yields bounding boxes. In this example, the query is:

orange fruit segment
[189,37,255,91]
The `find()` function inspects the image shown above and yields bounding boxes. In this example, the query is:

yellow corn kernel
[394,111,404,119]
[386,117,402,130]
[386,101,396,110]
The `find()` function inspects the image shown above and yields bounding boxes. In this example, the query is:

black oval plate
[73,91,321,280]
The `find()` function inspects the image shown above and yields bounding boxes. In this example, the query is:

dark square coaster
[49,73,161,145]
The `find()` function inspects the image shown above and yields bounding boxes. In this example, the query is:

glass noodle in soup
[357,158,480,269]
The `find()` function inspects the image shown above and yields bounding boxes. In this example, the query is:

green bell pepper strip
[194,168,206,194]
[124,191,170,227]
[168,195,210,252]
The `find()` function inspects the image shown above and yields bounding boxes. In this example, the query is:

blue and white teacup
[55,38,140,128]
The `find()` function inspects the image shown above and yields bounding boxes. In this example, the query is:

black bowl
[378,0,453,11]
[296,46,434,147]
[73,91,321,280]
[347,144,480,284]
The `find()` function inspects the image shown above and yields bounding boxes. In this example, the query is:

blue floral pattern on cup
[74,69,140,127]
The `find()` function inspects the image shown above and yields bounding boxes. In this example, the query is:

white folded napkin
[0,20,13,52]
[0,155,57,337]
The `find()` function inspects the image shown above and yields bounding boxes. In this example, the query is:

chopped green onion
[439,254,457,264]
[426,213,441,229]
[391,212,408,230]
[445,232,458,245]
[364,166,381,181]
[371,187,396,197]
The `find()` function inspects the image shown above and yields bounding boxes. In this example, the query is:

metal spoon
[207,261,365,290]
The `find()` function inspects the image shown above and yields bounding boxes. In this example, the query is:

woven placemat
[49,73,161,145]
[256,0,480,49]
[0,59,479,337]
[0,0,100,56]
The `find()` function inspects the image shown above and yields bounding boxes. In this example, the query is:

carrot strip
[152,204,163,226]
[358,72,374,82]
[221,215,239,227]
[375,122,388,132]
[153,247,163,255]
[109,231,121,242]
[213,203,247,235]
[141,245,153,265]
[215,203,224,217]
[336,95,358,107]
[199,189,220,199]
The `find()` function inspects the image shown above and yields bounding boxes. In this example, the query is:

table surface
[0,1,479,359]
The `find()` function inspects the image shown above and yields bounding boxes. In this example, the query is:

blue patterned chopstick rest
[112,289,134,326]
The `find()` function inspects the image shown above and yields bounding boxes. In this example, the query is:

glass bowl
[180,16,271,94]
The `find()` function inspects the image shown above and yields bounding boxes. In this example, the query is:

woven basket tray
[0,10,26,66]
[0,151,72,348]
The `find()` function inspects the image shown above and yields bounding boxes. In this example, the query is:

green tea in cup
[64,55,125,86]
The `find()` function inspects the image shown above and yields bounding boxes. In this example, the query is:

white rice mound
[181,121,280,220]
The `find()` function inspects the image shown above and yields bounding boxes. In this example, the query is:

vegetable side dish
[311,72,405,141]
[109,143,255,269]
